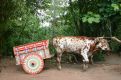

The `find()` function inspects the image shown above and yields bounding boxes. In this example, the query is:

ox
[53,36,110,70]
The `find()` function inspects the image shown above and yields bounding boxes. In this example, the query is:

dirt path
[0,54,121,80]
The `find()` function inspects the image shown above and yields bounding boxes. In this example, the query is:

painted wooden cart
[13,40,51,74]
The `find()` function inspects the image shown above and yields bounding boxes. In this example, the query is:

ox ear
[95,35,106,42]
[95,36,105,42]
[95,37,101,42]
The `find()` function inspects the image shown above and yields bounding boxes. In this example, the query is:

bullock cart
[13,40,51,74]
[12,36,121,74]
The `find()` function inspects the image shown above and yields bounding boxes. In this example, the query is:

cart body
[13,40,51,74]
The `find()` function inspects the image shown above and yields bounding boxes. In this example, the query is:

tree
[0,0,41,56]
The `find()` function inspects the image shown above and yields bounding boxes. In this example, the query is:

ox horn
[96,37,104,39]
[97,36,112,39]
[97,37,104,38]
[96,35,105,38]
[95,37,103,42]
[95,36,107,42]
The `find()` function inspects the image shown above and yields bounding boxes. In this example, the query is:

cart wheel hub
[31,63,35,67]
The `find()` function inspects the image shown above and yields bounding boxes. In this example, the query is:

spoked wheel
[22,53,44,74]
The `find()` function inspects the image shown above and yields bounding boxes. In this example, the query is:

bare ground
[0,54,121,80]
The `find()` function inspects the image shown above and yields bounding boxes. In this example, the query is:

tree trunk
[77,0,86,35]
[69,0,80,35]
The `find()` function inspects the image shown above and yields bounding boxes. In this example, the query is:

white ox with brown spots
[53,36,110,70]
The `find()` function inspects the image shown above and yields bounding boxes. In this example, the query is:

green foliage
[111,3,120,11]
[93,51,105,61]
[0,0,121,62]
[82,12,101,24]
[111,21,121,52]
[0,0,41,56]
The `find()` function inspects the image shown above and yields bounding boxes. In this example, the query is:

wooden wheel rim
[22,53,44,74]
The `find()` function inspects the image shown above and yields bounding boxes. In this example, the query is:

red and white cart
[13,40,51,74]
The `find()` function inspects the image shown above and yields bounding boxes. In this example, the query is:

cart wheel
[22,53,44,74]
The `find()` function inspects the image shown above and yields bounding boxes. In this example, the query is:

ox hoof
[82,67,87,71]
[57,66,62,70]
[89,62,94,65]
[82,65,88,71]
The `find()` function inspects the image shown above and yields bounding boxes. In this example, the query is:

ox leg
[90,55,94,65]
[82,61,89,71]
[89,55,93,65]
[81,53,89,71]
[57,53,62,70]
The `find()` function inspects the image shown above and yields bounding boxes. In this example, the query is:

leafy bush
[1,0,121,63]
[82,12,101,24]
[93,51,105,61]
